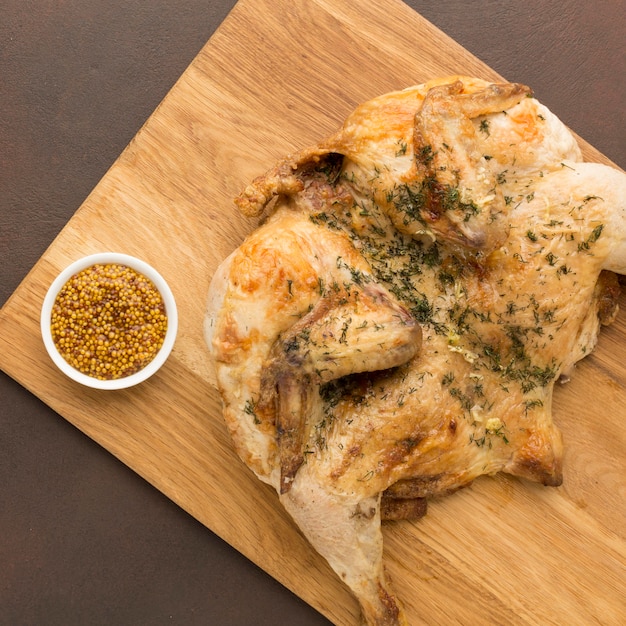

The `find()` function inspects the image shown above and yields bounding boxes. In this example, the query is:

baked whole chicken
[205,76,626,625]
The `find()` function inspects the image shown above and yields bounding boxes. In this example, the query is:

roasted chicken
[205,76,626,625]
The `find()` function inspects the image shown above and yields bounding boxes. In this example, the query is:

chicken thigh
[205,76,626,625]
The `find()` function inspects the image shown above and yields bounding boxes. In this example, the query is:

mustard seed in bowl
[41,253,178,389]
[50,263,167,380]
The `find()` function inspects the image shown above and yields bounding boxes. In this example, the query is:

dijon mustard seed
[50,263,167,380]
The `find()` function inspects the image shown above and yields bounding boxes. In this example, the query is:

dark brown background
[1,1,624,624]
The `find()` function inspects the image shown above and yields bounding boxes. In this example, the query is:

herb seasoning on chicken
[205,76,626,626]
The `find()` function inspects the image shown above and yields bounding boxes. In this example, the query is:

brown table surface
[2,1,624,624]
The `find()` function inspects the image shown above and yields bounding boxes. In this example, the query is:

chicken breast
[205,76,626,625]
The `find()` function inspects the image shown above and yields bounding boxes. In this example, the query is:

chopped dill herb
[545,252,558,266]
[578,224,604,252]
[244,399,260,424]
[442,372,455,386]
[395,140,408,157]
[417,145,434,165]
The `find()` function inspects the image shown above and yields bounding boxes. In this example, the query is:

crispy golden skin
[206,76,626,626]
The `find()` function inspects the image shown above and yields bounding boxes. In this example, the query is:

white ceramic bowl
[41,252,178,390]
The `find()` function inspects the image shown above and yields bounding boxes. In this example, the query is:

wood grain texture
[1,0,624,624]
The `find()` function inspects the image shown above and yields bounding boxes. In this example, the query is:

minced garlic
[485,417,503,432]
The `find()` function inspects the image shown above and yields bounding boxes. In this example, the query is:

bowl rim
[40,252,178,390]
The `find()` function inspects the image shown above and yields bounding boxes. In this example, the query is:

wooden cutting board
[1,0,624,623]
